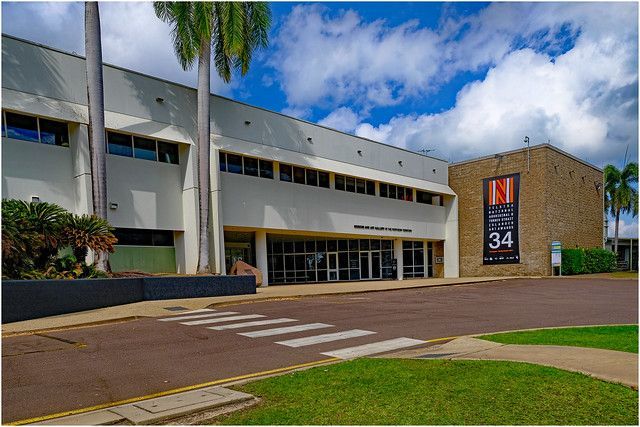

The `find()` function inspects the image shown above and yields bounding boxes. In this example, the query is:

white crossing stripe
[207,318,298,331]
[238,323,333,338]
[171,308,215,315]
[158,311,238,322]
[180,314,265,326]
[275,329,376,348]
[321,337,425,359]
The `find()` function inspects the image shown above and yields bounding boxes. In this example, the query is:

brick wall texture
[448,145,604,277]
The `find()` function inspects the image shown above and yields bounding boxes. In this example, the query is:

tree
[604,162,638,255]
[154,2,271,273]
[85,1,109,271]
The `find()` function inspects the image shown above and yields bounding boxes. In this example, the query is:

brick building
[449,144,604,277]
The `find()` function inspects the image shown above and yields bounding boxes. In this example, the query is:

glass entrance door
[360,252,370,280]
[371,251,381,279]
[328,252,338,281]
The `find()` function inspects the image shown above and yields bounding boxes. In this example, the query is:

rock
[229,260,263,287]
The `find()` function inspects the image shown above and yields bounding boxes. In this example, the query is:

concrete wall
[106,154,183,230]
[221,172,447,241]
[449,144,603,277]
[1,137,76,211]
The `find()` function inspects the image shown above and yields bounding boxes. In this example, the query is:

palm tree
[154,2,271,273]
[85,1,109,271]
[604,162,638,255]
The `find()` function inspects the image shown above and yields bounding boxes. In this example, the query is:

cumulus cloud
[270,5,441,109]
[317,107,361,133]
[268,2,638,165]
[1,1,232,95]
[608,217,639,239]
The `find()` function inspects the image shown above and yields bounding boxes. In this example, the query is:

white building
[1,35,459,284]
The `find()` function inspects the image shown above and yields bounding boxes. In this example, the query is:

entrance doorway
[328,252,338,281]
[359,251,381,280]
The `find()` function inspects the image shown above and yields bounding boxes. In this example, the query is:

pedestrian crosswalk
[157,309,424,359]
[275,329,376,348]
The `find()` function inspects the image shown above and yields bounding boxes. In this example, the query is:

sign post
[551,241,562,276]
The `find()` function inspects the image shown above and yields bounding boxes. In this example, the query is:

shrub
[583,248,617,274]
[561,247,617,275]
[1,199,117,279]
[561,248,585,275]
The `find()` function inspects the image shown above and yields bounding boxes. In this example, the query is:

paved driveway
[2,277,637,423]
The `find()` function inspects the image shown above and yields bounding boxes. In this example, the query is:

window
[335,174,375,196]
[346,176,355,192]
[157,141,179,164]
[293,166,306,184]
[416,190,439,205]
[5,112,39,143]
[219,152,227,172]
[280,164,293,182]
[318,171,330,188]
[259,160,273,179]
[107,130,179,164]
[380,183,388,198]
[107,131,133,157]
[227,153,243,174]
[306,169,318,186]
[39,118,70,146]
[243,157,259,176]
[402,240,425,278]
[380,182,414,202]
[114,228,174,247]
[133,136,157,161]
[366,180,375,196]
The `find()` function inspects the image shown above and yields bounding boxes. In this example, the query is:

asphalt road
[2,277,637,423]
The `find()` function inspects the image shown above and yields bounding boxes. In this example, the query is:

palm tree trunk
[614,208,620,258]
[84,2,109,271]
[197,38,212,273]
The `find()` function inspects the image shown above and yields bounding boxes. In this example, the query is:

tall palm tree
[154,2,271,273]
[85,1,109,271]
[604,162,638,255]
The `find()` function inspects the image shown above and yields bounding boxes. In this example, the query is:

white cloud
[608,218,639,239]
[270,4,442,109]
[345,2,638,165]
[1,2,232,95]
[317,107,360,133]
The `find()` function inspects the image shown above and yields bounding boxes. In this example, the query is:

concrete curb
[32,387,256,425]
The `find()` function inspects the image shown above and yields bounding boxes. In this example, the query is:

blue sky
[2,1,638,236]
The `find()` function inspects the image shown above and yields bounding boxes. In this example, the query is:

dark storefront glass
[267,237,395,285]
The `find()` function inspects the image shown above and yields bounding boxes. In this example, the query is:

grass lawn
[479,325,638,353]
[608,271,639,279]
[217,359,638,425]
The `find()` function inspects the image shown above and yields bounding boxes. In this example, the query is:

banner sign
[483,173,520,264]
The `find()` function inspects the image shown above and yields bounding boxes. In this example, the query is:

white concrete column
[444,194,460,278]
[394,238,403,280]
[177,143,199,274]
[255,230,268,286]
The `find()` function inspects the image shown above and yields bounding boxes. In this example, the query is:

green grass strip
[217,359,638,425]
[479,325,638,353]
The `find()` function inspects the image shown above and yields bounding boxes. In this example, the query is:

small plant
[1,199,117,279]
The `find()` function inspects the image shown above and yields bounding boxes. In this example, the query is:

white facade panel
[106,155,184,231]
[221,173,446,240]
[1,138,76,211]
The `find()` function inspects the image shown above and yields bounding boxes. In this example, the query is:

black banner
[483,173,520,264]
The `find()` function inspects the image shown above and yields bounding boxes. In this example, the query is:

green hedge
[561,248,616,275]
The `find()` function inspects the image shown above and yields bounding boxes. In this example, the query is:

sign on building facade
[483,173,520,264]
